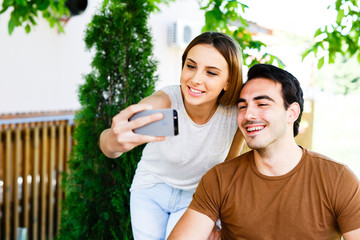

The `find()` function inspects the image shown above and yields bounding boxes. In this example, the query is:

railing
[0,113,74,240]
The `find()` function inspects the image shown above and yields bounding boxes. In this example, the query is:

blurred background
[1,0,358,176]
[0,0,359,238]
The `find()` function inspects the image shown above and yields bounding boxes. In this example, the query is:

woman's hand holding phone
[100,103,167,158]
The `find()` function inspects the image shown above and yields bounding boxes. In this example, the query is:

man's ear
[287,102,301,124]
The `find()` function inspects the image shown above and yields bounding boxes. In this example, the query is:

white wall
[0,0,204,114]
[149,0,204,90]
[0,1,94,113]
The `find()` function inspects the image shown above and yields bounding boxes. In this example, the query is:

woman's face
[180,44,229,108]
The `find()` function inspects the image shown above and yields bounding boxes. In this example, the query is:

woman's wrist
[100,129,123,158]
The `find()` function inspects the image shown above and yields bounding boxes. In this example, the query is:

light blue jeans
[130,183,195,240]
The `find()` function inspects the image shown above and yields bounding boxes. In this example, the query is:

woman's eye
[207,71,218,76]
[187,64,195,69]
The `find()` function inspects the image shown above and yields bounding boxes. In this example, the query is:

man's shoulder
[211,150,254,175]
[199,151,254,195]
[302,148,359,182]
[304,148,347,170]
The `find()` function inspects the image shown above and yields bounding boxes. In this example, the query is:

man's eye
[258,103,268,107]
[238,105,246,110]
[187,64,195,69]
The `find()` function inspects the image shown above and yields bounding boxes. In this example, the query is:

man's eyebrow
[254,95,275,102]
[237,95,275,104]
[237,98,246,104]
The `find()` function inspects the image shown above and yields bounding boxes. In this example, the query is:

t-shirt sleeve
[188,167,221,223]
[159,85,181,108]
[335,166,360,233]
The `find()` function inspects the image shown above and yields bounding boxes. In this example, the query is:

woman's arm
[99,91,171,158]
[168,209,215,240]
[343,228,360,240]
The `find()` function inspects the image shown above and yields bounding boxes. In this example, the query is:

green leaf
[314,28,323,37]
[8,18,15,35]
[317,56,325,69]
[0,6,9,14]
[42,10,50,18]
[329,52,336,64]
[351,77,360,83]
[2,0,14,8]
[29,16,37,25]
[313,46,318,56]
[357,51,360,63]
[302,48,313,61]
[240,3,249,13]
[37,0,50,11]
[336,9,344,25]
[14,0,26,6]
[25,24,31,33]
[49,17,56,27]
[335,0,342,10]
[57,22,65,33]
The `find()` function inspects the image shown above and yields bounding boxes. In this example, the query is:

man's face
[237,78,291,150]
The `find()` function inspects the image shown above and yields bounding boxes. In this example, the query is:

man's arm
[343,228,360,240]
[167,208,215,240]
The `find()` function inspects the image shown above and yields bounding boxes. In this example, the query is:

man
[168,64,360,240]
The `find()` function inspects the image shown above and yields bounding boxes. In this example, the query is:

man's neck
[253,140,303,177]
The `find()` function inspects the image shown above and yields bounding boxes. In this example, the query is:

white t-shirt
[130,85,239,191]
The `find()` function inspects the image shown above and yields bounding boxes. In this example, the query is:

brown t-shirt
[189,148,360,240]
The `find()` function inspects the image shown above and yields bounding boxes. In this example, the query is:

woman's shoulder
[159,85,181,95]
[159,85,182,108]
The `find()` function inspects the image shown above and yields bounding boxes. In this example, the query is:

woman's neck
[184,101,219,125]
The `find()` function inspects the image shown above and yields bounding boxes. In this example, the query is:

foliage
[302,0,360,93]
[0,0,176,35]
[56,0,158,239]
[302,0,360,69]
[0,0,69,35]
[313,55,360,95]
[200,0,285,68]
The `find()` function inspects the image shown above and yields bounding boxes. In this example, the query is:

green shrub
[57,0,157,239]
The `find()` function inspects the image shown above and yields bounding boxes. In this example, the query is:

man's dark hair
[246,64,304,137]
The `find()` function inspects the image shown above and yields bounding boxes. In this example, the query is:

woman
[100,31,244,239]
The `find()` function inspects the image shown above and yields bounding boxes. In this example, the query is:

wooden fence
[0,113,74,240]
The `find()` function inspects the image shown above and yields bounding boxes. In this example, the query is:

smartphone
[129,109,179,136]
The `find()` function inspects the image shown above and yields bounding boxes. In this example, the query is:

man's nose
[244,106,257,120]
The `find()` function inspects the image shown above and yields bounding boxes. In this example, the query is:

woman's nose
[191,71,204,85]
